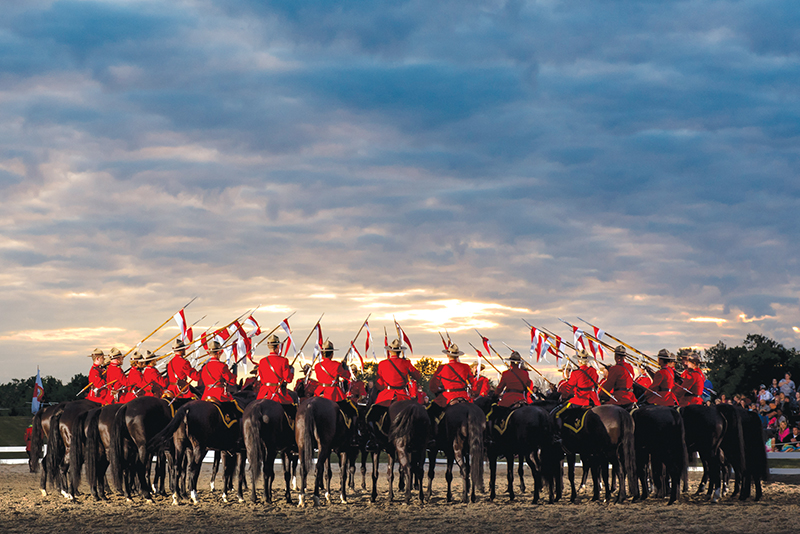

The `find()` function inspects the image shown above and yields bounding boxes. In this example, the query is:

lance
[500,341,557,388]
[576,317,659,366]
[122,296,198,358]
[342,314,371,367]
[232,311,298,367]
[474,329,510,367]
[522,319,573,362]
[289,314,324,368]
[187,306,261,362]
[149,314,207,358]
[76,379,119,397]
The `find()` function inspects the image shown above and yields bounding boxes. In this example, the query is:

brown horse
[295,397,355,507]
[426,401,486,504]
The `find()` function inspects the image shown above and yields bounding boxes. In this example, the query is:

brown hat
[684,351,701,363]
[130,351,142,362]
[173,339,187,351]
[89,348,105,358]
[657,349,676,361]
[614,345,626,356]
[140,350,159,363]
[508,351,522,362]
[208,340,223,353]
[109,347,124,360]
[385,339,407,353]
[322,340,336,354]
[576,350,591,363]
[266,334,281,347]
[443,344,464,357]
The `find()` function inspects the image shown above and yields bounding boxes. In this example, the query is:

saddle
[337,399,358,430]
[488,401,527,435]
[210,399,245,429]
[554,404,590,434]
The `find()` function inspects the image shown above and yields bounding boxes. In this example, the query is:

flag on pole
[546,335,563,362]
[244,315,261,338]
[572,326,588,353]
[173,309,190,342]
[364,321,377,362]
[31,368,44,414]
[280,317,297,358]
[530,328,546,362]
[349,341,365,370]
[589,326,605,360]
[393,319,413,354]
[311,324,323,365]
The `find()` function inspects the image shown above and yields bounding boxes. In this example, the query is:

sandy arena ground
[0,462,794,533]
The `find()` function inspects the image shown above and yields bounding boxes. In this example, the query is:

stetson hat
[89,348,105,358]
[266,334,281,347]
[685,351,701,363]
[140,350,159,363]
[322,340,336,354]
[508,351,522,362]
[385,339,407,353]
[443,344,464,357]
[657,348,676,361]
[302,364,311,374]
[130,351,142,362]
[172,339,187,351]
[109,347,124,360]
[614,345,626,356]
[208,340,223,353]
[576,350,591,363]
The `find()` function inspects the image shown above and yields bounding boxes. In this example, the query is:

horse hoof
[152,484,158,494]
[145,499,154,504]
[222,493,228,503]
[126,498,133,503]
[291,476,297,491]
[324,492,330,504]
[209,481,215,491]
[191,490,199,504]
[238,497,245,503]
[313,496,320,507]
[711,489,720,504]
[40,489,47,497]
[172,495,179,506]
[297,494,305,508]
[340,495,347,504]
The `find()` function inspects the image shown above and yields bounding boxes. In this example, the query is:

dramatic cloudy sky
[1,0,798,382]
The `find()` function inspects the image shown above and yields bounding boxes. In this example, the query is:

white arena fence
[3,446,799,474]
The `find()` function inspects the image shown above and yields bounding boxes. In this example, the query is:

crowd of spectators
[711,372,800,451]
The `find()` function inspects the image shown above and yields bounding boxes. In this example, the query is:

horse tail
[147,404,187,454]
[244,404,264,484]
[46,405,67,491]
[388,405,413,448]
[676,411,688,476]
[30,408,46,473]
[468,405,485,493]
[300,402,316,479]
[86,408,106,494]
[622,410,638,500]
[110,404,129,492]
[69,410,89,495]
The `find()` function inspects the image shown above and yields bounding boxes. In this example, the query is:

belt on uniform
[262,383,282,387]
[387,385,408,390]
[445,388,466,393]
[320,382,337,387]
[616,388,632,392]
[576,386,594,391]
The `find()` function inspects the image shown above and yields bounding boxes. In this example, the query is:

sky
[0,0,798,383]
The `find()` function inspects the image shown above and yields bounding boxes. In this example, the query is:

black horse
[631,405,687,505]
[241,398,296,504]
[370,400,430,504]
[739,409,769,501]
[716,403,747,499]
[344,402,371,493]
[69,404,126,500]
[147,392,254,504]
[426,401,486,504]
[295,396,355,507]
[556,404,638,503]
[29,403,63,483]
[487,404,561,504]
[680,404,726,502]
[43,400,101,499]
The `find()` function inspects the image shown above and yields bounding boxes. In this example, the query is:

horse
[295,396,355,507]
[739,409,768,501]
[69,404,127,500]
[241,398,296,504]
[715,403,747,498]
[555,404,638,503]
[372,400,431,505]
[680,404,726,502]
[147,392,254,504]
[426,401,485,504]
[344,402,371,493]
[631,405,687,505]
[487,404,561,504]
[43,399,101,498]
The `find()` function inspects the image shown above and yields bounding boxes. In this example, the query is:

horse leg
[264,447,277,504]
[361,447,368,490]
[518,455,526,494]
[347,450,356,491]
[324,455,333,505]
[453,443,470,504]
[387,452,395,502]
[370,450,380,503]
[282,452,293,504]
[312,447,329,506]
[445,454,455,503]
[338,451,348,504]
[567,454,577,503]
[488,449,498,501]
[531,452,542,504]
[426,447,436,503]
[612,456,625,503]
[188,446,205,504]
[506,451,516,501]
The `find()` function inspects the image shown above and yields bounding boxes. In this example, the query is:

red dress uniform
[429,361,473,405]
[200,359,235,402]
[348,380,368,401]
[636,374,652,389]
[314,358,349,402]
[122,367,144,402]
[471,375,492,399]
[496,368,531,407]
[85,364,108,404]
[648,368,678,406]
[167,354,199,398]
[375,355,423,406]
[598,362,636,405]
[142,366,167,397]
[106,362,127,404]
[257,351,295,404]
[565,365,600,407]
[557,378,573,399]
[677,368,705,407]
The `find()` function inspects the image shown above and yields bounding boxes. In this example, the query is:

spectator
[776,392,791,415]
[774,420,792,451]
[758,385,774,403]
[794,391,800,412]
[779,372,796,397]
[769,378,780,398]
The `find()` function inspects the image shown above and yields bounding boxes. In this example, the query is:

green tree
[705,334,800,398]
[414,357,439,395]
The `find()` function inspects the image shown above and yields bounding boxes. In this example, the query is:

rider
[470,362,492,399]
[489,351,532,431]
[85,348,108,404]
[106,348,127,404]
[313,341,350,402]
[429,344,473,407]
[141,351,167,397]
[167,339,199,399]
[598,345,636,408]
[676,352,705,407]
[200,340,236,402]
[563,350,601,407]
[366,339,424,447]
[256,334,295,403]
[122,352,145,402]
[645,349,679,407]
[295,364,317,399]
[347,365,368,404]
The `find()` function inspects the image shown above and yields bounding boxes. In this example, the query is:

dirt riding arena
[0,463,795,534]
